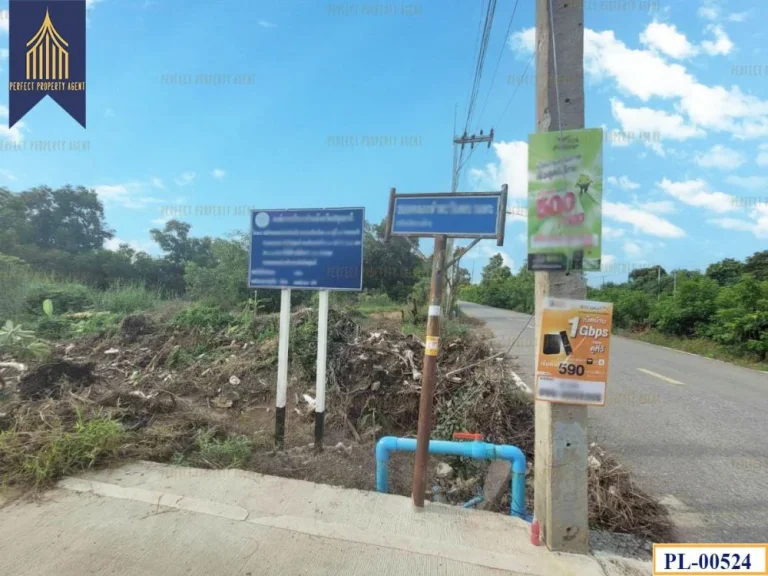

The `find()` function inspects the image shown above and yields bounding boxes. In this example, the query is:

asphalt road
[459,301,768,544]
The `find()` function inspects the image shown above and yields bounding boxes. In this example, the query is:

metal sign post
[249,208,364,450]
[385,186,507,509]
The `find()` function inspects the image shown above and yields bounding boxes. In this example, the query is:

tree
[744,250,768,281]
[706,258,744,287]
[150,220,214,267]
[0,186,114,252]
[362,219,425,302]
[481,254,512,286]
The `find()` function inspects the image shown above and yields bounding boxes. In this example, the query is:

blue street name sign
[390,193,504,238]
[249,208,365,291]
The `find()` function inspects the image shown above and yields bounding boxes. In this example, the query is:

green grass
[354,293,404,315]
[173,429,254,469]
[90,281,166,314]
[170,303,235,332]
[624,330,768,372]
[401,322,426,340]
[0,412,127,489]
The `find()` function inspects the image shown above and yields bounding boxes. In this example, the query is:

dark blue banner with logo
[9,0,86,128]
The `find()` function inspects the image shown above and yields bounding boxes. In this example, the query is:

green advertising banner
[527,128,603,271]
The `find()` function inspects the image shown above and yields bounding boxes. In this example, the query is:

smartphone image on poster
[542,333,561,355]
[559,330,574,356]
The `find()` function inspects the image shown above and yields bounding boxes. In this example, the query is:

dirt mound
[18,360,94,399]
[120,314,155,343]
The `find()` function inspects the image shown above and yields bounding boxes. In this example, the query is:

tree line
[0,186,448,315]
[460,252,768,362]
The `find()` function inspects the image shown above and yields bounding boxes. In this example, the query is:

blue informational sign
[391,193,503,238]
[249,208,365,291]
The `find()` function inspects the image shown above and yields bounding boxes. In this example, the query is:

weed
[355,292,403,315]
[25,281,93,316]
[170,304,234,332]
[0,320,51,360]
[71,312,125,337]
[35,317,72,340]
[90,281,165,314]
[0,411,126,488]
[174,429,253,469]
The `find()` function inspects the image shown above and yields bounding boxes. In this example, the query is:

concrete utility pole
[533,0,589,554]
[445,129,494,314]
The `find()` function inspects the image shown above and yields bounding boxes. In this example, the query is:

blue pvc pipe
[375,436,528,519]
[462,496,484,509]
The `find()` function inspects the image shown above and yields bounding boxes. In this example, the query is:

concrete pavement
[460,301,768,544]
[0,461,627,576]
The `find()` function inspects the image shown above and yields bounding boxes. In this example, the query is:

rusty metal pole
[411,234,447,509]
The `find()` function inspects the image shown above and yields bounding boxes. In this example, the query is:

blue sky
[1,0,766,286]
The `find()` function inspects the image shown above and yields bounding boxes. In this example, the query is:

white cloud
[0,49,8,60]
[469,141,528,199]
[658,178,735,213]
[725,175,768,190]
[757,144,768,167]
[104,237,157,253]
[697,4,719,20]
[603,201,686,238]
[611,99,704,141]
[104,107,115,118]
[94,183,163,210]
[638,200,676,214]
[509,28,535,54]
[640,22,698,59]
[728,11,749,23]
[603,226,625,240]
[694,145,745,170]
[151,177,165,189]
[515,26,759,140]
[600,254,618,271]
[0,10,8,34]
[257,20,277,28]
[0,168,17,181]
[0,123,24,145]
[623,241,644,257]
[211,168,226,179]
[466,244,515,272]
[174,172,196,186]
[708,216,768,239]
[151,215,172,226]
[701,25,734,56]
[606,175,640,190]
[0,105,24,144]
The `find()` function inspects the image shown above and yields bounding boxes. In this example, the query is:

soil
[0,306,674,545]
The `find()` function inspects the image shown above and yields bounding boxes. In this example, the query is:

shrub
[170,303,234,332]
[90,281,164,313]
[25,282,92,316]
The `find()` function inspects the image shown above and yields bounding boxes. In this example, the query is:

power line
[463,0,497,135]
[476,0,521,128]
[495,49,534,128]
